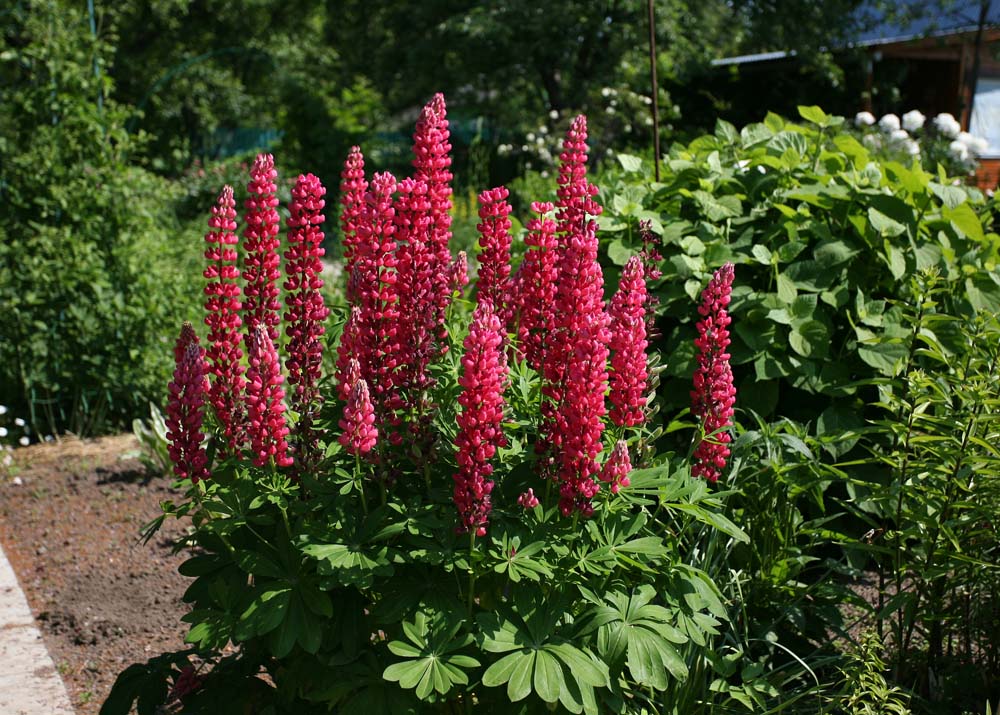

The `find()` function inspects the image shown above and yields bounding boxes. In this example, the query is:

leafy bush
[597,105,999,429]
[0,1,204,435]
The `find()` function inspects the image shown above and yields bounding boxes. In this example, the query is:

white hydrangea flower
[957,131,989,156]
[949,139,969,161]
[933,113,961,138]
[889,129,909,143]
[901,110,925,131]
[863,133,883,151]
[854,111,876,127]
[971,135,990,155]
[879,114,901,132]
[902,138,920,156]
[14,418,24,427]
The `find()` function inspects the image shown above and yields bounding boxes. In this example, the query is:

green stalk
[466,531,477,619]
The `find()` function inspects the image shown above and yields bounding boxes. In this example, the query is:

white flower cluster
[854,109,989,170]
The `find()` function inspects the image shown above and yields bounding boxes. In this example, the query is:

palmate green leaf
[383,613,480,701]
[302,541,393,588]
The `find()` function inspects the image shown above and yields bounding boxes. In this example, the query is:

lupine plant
[104,95,753,715]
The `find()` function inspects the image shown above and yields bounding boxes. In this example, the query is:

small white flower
[879,114,901,132]
[18,436,29,447]
[526,132,536,142]
[605,106,615,115]
[757,165,767,174]
[540,170,549,179]
[538,125,548,135]
[624,123,632,133]
[549,109,559,120]
[644,116,653,126]
[901,110,925,132]
[609,99,617,108]
[0,405,7,415]
[889,129,909,143]
[521,145,529,152]
[601,87,613,97]
[643,96,653,106]
[14,418,24,427]
[0,427,7,438]
[535,136,544,145]
[934,113,961,138]
[12,475,22,485]
[605,148,613,156]
[854,111,876,127]
[949,139,969,161]
[902,138,920,156]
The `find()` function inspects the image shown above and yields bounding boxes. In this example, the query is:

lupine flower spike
[245,325,293,468]
[203,186,246,450]
[284,173,330,473]
[608,255,649,428]
[691,263,737,483]
[475,186,514,320]
[339,378,378,455]
[555,115,602,239]
[599,440,632,495]
[166,326,210,484]
[339,146,368,300]
[454,300,509,536]
[517,488,540,510]
[516,202,558,371]
[242,154,282,342]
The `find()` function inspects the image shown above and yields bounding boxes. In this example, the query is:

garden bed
[0,435,189,714]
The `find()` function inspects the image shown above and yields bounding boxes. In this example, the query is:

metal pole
[647,0,661,182]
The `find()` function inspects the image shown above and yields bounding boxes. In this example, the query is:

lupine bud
[174,322,200,363]
[339,378,378,455]
[476,186,513,320]
[454,300,509,536]
[517,488,540,509]
[242,154,282,343]
[203,186,246,451]
[691,263,737,483]
[608,256,649,428]
[450,251,469,294]
[165,330,210,484]
[340,146,368,300]
[245,325,293,468]
[284,173,330,474]
[599,440,632,494]
[515,202,558,371]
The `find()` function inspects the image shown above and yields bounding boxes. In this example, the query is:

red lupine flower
[517,488,540,510]
[475,186,513,320]
[340,146,368,300]
[454,300,509,536]
[203,186,246,451]
[174,322,200,363]
[555,115,602,239]
[284,173,330,473]
[412,93,454,349]
[608,255,649,428]
[336,315,363,400]
[166,328,210,484]
[599,440,632,495]
[242,154,282,343]
[339,378,378,455]
[515,201,558,371]
[245,325,293,468]
[691,263,737,483]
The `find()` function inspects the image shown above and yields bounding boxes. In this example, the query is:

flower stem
[356,453,368,516]
[466,531,477,619]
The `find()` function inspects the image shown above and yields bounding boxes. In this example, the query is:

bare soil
[0,435,189,714]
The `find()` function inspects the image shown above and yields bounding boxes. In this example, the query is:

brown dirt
[0,435,190,714]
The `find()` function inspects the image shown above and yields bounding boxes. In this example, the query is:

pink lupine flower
[556,314,610,517]
[475,186,513,320]
[392,178,438,398]
[691,263,737,483]
[517,488,540,509]
[599,440,632,494]
[555,115,602,239]
[242,154,282,343]
[203,186,246,451]
[165,330,210,484]
[339,146,368,299]
[608,256,649,428]
[540,220,608,461]
[339,378,378,455]
[516,201,558,371]
[454,300,509,536]
[284,173,330,473]
[336,314,363,401]
[245,325,293,468]
[412,93,454,349]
